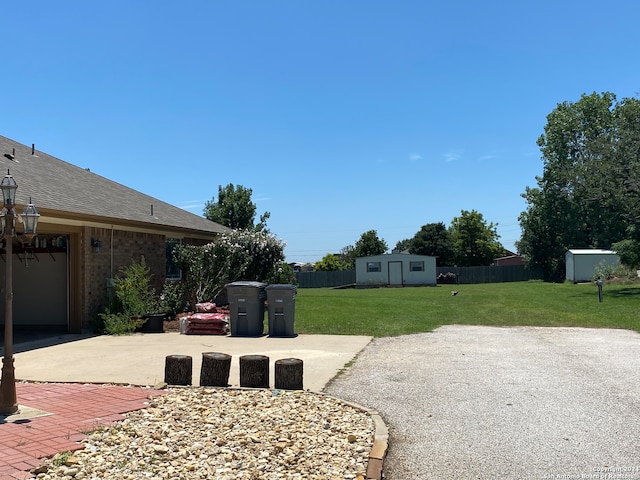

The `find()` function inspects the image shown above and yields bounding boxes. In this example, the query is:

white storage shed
[565,249,620,283]
[355,253,437,286]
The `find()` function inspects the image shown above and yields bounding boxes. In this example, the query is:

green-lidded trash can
[226,281,267,336]
[266,284,297,337]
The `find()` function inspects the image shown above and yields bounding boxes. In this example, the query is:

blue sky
[2,1,639,263]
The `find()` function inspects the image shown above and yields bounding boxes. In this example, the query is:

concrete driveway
[324,325,640,480]
[8,332,372,392]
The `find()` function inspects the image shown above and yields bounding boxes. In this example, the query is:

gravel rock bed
[35,388,375,480]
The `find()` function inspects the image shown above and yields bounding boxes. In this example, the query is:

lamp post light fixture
[0,169,39,415]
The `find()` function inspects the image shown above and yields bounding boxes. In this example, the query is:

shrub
[98,256,164,334]
[98,311,145,335]
[267,262,298,285]
[174,229,285,308]
[593,261,638,283]
[437,272,458,284]
[111,256,159,317]
[158,280,187,318]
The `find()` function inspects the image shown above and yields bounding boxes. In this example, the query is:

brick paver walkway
[0,382,165,480]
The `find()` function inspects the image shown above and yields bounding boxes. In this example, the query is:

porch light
[91,238,102,253]
[0,170,17,206]
[21,198,40,239]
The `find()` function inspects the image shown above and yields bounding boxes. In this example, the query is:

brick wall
[83,227,166,327]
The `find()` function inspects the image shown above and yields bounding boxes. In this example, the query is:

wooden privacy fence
[295,265,542,288]
[436,265,543,284]
[296,270,356,288]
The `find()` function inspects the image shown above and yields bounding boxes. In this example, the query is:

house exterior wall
[565,249,620,282]
[0,226,218,334]
[83,227,166,328]
[355,253,437,286]
[82,229,216,330]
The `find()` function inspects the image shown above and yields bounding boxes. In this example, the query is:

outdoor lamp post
[0,170,39,415]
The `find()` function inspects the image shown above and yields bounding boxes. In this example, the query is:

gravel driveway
[324,325,640,480]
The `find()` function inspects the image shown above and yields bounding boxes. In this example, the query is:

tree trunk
[275,358,303,390]
[200,352,232,387]
[164,355,192,386]
[239,355,269,388]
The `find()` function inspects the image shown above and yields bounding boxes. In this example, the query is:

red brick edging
[0,382,165,480]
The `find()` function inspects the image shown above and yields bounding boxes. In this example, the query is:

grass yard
[293,281,640,337]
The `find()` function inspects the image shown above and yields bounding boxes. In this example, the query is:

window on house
[367,262,381,273]
[166,238,182,280]
[410,261,424,272]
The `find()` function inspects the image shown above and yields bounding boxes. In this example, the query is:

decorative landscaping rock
[35,388,374,479]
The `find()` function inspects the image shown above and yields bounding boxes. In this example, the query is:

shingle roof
[0,135,229,236]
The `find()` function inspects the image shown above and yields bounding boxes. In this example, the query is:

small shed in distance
[355,253,437,287]
[565,249,620,283]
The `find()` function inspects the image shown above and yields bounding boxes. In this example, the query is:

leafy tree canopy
[612,237,640,270]
[204,183,270,232]
[409,222,454,266]
[338,245,356,269]
[314,254,351,272]
[394,238,412,253]
[450,210,504,266]
[353,230,388,258]
[518,92,640,280]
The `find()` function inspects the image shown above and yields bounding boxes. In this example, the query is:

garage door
[0,236,68,331]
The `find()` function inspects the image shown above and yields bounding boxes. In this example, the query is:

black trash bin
[225,281,267,336]
[265,284,297,337]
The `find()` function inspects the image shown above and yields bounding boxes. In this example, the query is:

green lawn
[293,281,640,337]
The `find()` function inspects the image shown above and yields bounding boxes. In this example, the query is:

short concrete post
[275,358,303,390]
[164,355,192,386]
[239,354,269,388]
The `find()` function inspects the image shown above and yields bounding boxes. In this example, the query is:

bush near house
[98,257,164,335]
[173,229,285,309]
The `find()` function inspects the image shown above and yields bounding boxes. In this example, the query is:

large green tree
[518,92,640,280]
[338,245,357,269]
[314,254,351,272]
[204,183,270,232]
[449,210,503,266]
[394,238,412,253]
[409,222,454,266]
[353,230,388,258]
[610,97,640,265]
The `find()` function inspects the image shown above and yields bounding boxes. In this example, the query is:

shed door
[388,261,403,285]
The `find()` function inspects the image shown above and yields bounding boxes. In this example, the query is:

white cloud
[253,194,271,203]
[477,149,506,162]
[178,200,205,213]
[409,153,423,161]
[443,151,461,162]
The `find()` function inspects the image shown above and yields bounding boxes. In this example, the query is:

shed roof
[357,253,436,260]
[567,249,616,255]
[0,136,229,237]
